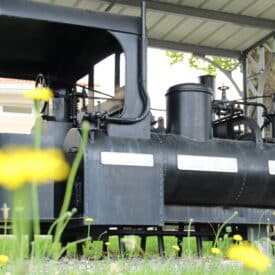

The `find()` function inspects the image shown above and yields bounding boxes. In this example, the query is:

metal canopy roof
[32,0,275,59]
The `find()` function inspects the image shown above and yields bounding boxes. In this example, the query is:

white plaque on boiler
[101,152,154,167]
[268,160,275,175]
[177,154,238,173]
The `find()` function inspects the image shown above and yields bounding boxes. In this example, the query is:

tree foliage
[166,51,238,76]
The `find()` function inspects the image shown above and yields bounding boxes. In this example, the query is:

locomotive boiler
[0,0,275,255]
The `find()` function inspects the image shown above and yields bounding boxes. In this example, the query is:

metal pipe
[106,0,151,124]
[141,0,147,87]
[242,55,248,116]
[196,55,242,97]
[115,51,120,91]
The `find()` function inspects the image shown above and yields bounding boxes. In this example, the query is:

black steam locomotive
[1,0,275,255]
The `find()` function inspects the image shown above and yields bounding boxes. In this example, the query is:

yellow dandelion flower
[211,247,221,255]
[85,217,94,223]
[109,262,119,275]
[105,241,111,246]
[233,234,243,242]
[227,243,271,272]
[172,244,180,252]
[272,211,275,216]
[0,254,9,266]
[24,87,53,101]
[0,147,70,189]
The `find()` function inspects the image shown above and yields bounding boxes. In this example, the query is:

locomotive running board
[164,205,275,225]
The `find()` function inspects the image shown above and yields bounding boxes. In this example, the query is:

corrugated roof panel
[159,0,181,4]
[222,0,259,14]
[260,5,275,20]
[182,21,224,45]
[147,11,167,30]
[180,0,207,7]
[200,0,232,10]
[235,30,270,50]
[242,0,275,17]
[97,3,111,12]
[76,0,103,11]
[32,0,51,3]
[120,7,140,17]
[218,27,261,50]
[200,24,241,47]
[165,18,204,42]
[54,0,76,7]
[107,4,125,14]
[23,0,275,57]
[160,17,186,41]
[148,14,184,39]
[113,6,127,14]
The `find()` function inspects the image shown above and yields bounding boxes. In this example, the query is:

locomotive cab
[0,4,130,124]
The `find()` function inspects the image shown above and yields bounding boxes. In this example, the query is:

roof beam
[148,38,242,59]
[103,0,275,30]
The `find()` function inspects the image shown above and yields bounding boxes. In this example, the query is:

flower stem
[54,123,89,243]
[12,189,27,260]
[213,211,238,248]
[87,224,91,239]
[42,210,76,258]
[54,209,77,244]
[34,100,42,149]
[257,209,269,241]
[56,237,91,260]
[12,191,20,258]
[187,218,193,256]
[32,100,42,236]
[31,186,40,236]
[47,212,70,236]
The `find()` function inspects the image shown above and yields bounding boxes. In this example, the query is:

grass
[0,254,273,275]
[77,236,218,258]
[0,216,273,274]
[10,235,265,275]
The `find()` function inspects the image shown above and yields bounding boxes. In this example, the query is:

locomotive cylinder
[166,83,212,141]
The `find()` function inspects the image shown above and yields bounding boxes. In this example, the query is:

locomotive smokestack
[166,83,213,141]
[199,75,216,96]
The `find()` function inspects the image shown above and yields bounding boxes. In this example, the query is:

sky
[147,48,243,120]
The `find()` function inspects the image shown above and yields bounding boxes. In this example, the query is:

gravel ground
[4,257,244,275]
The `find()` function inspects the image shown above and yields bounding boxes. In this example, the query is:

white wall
[0,85,34,134]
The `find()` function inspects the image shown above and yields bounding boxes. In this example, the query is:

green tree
[166,51,238,76]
